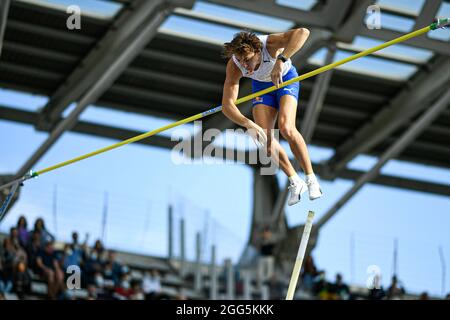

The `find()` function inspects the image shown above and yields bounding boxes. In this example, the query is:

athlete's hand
[271,61,284,88]
[246,121,268,149]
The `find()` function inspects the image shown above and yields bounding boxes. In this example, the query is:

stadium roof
[0,0,449,202]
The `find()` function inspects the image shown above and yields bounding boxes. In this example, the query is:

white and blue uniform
[232,35,300,110]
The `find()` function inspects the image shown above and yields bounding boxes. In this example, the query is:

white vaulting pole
[286,211,315,300]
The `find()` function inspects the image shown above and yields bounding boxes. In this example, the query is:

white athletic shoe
[307,179,323,201]
[287,178,308,206]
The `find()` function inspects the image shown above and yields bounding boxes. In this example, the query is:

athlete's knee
[279,124,298,141]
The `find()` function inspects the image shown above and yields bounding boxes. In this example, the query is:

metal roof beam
[321,0,354,30]
[313,162,450,198]
[140,48,224,74]
[325,56,450,177]
[36,0,194,130]
[336,42,429,65]
[0,0,10,58]
[335,0,376,43]
[2,41,78,64]
[124,67,222,93]
[301,46,337,142]
[6,19,94,45]
[172,8,285,34]
[14,0,195,179]
[414,0,442,29]
[203,0,330,29]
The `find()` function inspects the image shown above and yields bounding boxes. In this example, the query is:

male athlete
[221,29,322,205]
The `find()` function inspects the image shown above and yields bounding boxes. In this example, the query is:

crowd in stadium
[0,216,164,300]
[299,255,422,300]
[1,216,449,300]
[256,226,450,301]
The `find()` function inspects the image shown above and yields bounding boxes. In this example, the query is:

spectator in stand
[1,240,13,294]
[0,244,13,295]
[101,262,117,295]
[64,232,88,285]
[84,239,105,286]
[71,232,80,249]
[301,255,318,293]
[61,243,83,272]
[13,261,31,299]
[70,232,87,260]
[102,262,115,287]
[114,273,132,300]
[1,237,28,296]
[367,274,385,300]
[312,270,330,299]
[329,273,351,300]
[93,239,105,257]
[419,292,429,300]
[386,275,406,300]
[32,218,55,247]
[90,271,113,300]
[129,280,144,300]
[17,216,30,248]
[9,227,21,249]
[36,241,65,299]
[103,250,122,286]
[175,288,187,300]
[26,230,42,274]
[143,269,162,300]
[86,284,98,300]
[93,271,105,293]
[71,232,89,257]
[8,228,28,263]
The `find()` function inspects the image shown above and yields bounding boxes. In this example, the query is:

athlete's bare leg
[278,95,313,175]
[252,104,296,177]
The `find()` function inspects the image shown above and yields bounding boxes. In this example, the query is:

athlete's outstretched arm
[268,28,310,60]
[221,59,249,127]
[222,59,267,146]
[268,28,310,87]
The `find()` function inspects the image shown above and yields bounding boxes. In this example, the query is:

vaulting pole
[0,19,448,191]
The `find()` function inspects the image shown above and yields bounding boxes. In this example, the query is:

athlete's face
[236,50,261,73]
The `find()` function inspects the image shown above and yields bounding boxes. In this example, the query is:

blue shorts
[251,66,300,110]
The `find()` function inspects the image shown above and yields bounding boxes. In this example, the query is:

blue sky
[1,0,450,297]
